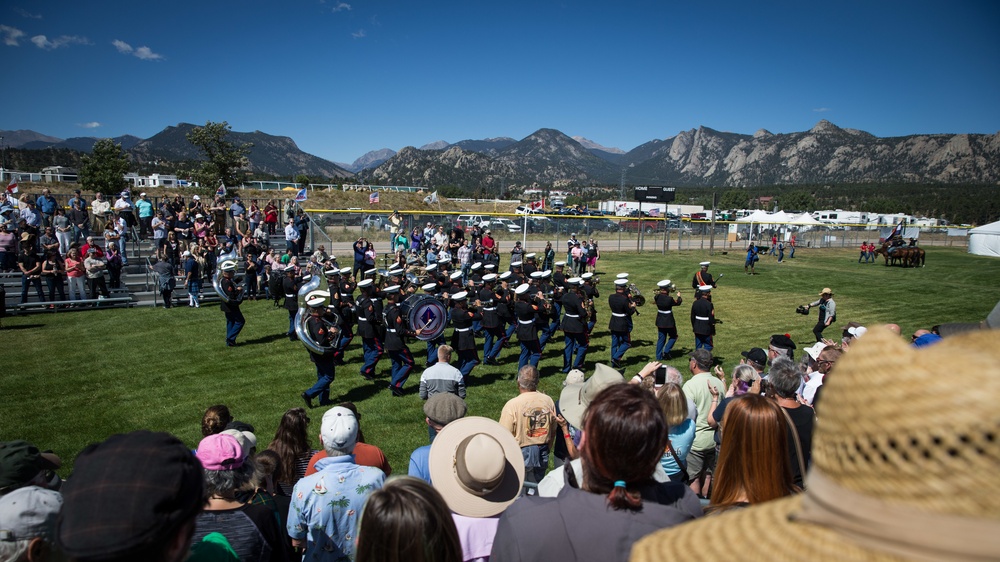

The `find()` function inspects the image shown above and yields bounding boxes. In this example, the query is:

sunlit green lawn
[3,245,997,475]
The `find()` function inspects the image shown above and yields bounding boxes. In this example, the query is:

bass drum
[400,294,448,341]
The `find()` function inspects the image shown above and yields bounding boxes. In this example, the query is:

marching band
[240,243,725,402]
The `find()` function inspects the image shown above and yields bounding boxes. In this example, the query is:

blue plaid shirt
[287,455,384,561]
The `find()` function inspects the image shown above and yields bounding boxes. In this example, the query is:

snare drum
[400,294,448,341]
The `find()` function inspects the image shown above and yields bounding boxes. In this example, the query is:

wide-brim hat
[559,363,625,429]
[631,327,1000,562]
[428,416,524,518]
[819,287,833,296]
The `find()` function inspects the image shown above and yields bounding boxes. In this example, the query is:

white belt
[658,309,673,315]
[482,307,496,311]
[284,294,295,298]
[518,319,534,324]
[455,327,471,332]
[358,317,369,321]
[612,312,626,317]
[564,313,580,318]
[386,328,397,333]
[695,316,710,321]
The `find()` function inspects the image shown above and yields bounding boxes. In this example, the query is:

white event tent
[968,221,1000,257]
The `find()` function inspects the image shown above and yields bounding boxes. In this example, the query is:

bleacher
[3,228,304,315]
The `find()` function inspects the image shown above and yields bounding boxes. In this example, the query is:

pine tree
[79,139,129,196]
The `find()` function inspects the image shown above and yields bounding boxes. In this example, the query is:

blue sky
[3,0,999,164]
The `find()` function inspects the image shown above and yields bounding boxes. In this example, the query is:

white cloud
[133,46,162,60]
[31,34,89,50]
[0,25,25,46]
[352,29,366,39]
[112,39,132,54]
[77,122,102,129]
[332,2,351,12]
[112,39,163,60]
[13,8,42,19]
[813,107,831,113]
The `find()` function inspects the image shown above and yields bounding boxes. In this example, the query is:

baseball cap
[0,486,63,543]
[688,349,713,369]
[195,434,244,471]
[740,348,768,366]
[0,441,60,492]
[321,407,358,454]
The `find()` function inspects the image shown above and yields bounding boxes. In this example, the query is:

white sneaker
[98,295,107,300]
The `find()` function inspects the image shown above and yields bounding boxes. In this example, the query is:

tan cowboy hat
[428,416,524,518]
[819,287,833,296]
[559,363,625,429]
[631,327,1000,562]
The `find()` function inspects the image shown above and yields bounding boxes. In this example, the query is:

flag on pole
[529,200,544,211]
[6,178,17,194]
[294,188,308,202]
[216,180,227,197]
[423,191,439,205]
[886,220,905,240]
[369,191,380,204]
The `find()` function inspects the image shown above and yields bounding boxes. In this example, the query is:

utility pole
[619,163,634,201]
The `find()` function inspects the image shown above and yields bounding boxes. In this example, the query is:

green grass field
[3,246,998,476]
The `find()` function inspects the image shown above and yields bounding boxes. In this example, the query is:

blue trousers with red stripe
[361,337,383,378]
[611,331,631,364]
[388,347,414,389]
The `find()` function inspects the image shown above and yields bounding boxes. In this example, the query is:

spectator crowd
[4,318,993,562]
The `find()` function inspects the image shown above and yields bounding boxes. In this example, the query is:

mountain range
[5,121,999,187]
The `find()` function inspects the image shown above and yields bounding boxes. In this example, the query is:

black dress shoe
[301,392,314,409]
[389,385,405,397]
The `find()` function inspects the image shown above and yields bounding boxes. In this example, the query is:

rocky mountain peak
[810,119,842,134]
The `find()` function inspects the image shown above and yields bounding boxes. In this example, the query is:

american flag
[216,180,227,197]
[369,191,380,204]
[6,178,17,194]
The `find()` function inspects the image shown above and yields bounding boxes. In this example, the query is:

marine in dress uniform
[301,293,339,408]
[282,268,301,340]
[383,285,419,397]
[480,274,505,365]
[356,279,384,380]
[608,279,636,368]
[560,277,589,372]
[653,280,683,360]
[219,260,245,347]
[691,285,716,351]
[692,261,717,298]
[449,291,482,382]
[514,283,542,369]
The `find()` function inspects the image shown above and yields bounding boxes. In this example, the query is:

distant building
[41,166,78,183]
[124,173,180,188]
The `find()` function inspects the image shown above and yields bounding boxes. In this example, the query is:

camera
[795,305,810,315]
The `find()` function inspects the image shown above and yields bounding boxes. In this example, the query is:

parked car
[490,217,523,233]
[456,214,491,231]
[586,217,620,232]
[362,214,392,231]
[514,205,543,216]
[619,219,666,234]
[526,216,556,234]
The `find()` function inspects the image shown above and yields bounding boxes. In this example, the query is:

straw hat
[559,363,625,429]
[631,327,1000,562]
[428,416,524,518]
